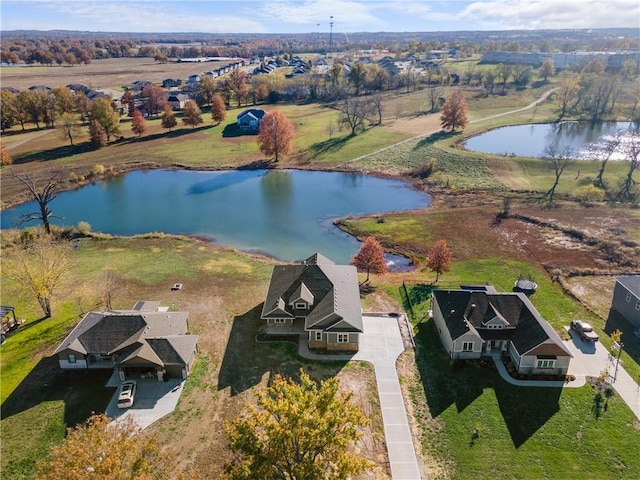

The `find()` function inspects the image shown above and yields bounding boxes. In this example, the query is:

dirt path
[343,88,557,166]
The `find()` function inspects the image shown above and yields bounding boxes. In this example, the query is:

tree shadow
[604,309,639,367]
[218,304,349,396]
[222,123,244,137]
[14,143,94,164]
[1,356,114,426]
[414,130,459,149]
[308,135,351,156]
[115,126,211,145]
[414,319,562,448]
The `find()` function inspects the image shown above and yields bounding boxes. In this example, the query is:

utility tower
[329,16,334,55]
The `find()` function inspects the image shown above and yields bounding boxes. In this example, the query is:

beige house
[261,253,363,351]
[53,301,198,381]
[432,287,572,376]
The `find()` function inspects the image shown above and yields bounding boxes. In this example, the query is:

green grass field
[410,320,640,480]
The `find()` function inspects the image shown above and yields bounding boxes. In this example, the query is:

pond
[1,169,431,268]
[464,121,639,159]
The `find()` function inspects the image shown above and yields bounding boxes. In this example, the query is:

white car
[117,381,137,408]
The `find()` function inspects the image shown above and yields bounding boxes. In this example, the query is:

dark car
[570,320,599,342]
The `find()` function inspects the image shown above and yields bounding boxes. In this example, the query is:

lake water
[464,121,639,159]
[1,169,431,267]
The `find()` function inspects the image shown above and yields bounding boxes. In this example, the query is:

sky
[1,0,639,34]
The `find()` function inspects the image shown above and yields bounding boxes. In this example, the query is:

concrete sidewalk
[489,330,640,421]
[299,315,422,480]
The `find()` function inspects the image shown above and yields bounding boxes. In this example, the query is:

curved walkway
[298,315,422,480]
[343,87,557,167]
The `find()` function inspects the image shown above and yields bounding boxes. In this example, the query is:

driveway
[299,315,422,480]
[105,378,185,429]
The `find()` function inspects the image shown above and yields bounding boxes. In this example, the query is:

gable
[78,314,146,354]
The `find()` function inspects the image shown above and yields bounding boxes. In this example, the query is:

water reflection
[465,121,639,159]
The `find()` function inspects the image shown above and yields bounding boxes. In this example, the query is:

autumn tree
[351,236,388,284]
[538,59,555,82]
[142,84,168,117]
[182,99,203,128]
[1,90,18,132]
[160,105,177,131]
[52,86,76,115]
[11,170,63,234]
[89,97,120,141]
[440,90,469,131]
[257,109,295,162]
[199,76,217,106]
[1,142,12,166]
[36,414,181,480]
[121,90,135,116]
[253,83,269,104]
[131,109,147,137]
[3,229,69,318]
[211,94,227,124]
[225,69,250,106]
[555,73,580,119]
[426,239,452,282]
[58,112,81,146]
[224,370,369,480]
[89,119,108,148]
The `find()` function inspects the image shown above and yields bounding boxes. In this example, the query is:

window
[627,293,632,302]
[273,319,287,324]
[537,359,556,369]
[337,334,349,343]
[636,301,640,311]
[314,331,323,341]
[68,353,77,363]
[462,342,473,352]
[295,302,307,309]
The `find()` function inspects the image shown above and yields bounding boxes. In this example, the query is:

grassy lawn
[410,319,640,480]
[0,234,387,479]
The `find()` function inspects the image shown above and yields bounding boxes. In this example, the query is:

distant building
[481,50,640,70]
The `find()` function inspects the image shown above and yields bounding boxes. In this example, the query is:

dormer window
[295,302,308,310]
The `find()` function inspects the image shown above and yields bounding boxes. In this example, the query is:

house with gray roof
[261,253,363,352]
[53,301,198,382]
[432,287,572,376]
[237,108,266,134]
[611,276,640,329]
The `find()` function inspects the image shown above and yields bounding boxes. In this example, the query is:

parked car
[570,320,599,342]
[117,381,137,408]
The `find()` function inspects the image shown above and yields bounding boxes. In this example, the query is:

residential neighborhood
[1,9,639,480]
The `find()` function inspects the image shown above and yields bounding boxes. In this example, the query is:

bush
[411,157,437,179]
[574,184,605,203]
[77,221,91,233]
[92,164,106,176]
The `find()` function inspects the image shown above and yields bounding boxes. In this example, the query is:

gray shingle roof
[261,253,363,333]
[434,289,571,357]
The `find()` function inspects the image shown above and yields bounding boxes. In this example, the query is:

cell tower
[329,16,334,55]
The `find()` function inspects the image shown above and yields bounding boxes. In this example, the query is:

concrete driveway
[299,315,421,480]
[105,378,185,429]
[565,328,611,381]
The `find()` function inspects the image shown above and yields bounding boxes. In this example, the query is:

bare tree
[11,170,63,234]
[337,94,374,136]
[594,131,623,189]
[543,146,572,205]
[616,136,640,203]
[427,86,444,112]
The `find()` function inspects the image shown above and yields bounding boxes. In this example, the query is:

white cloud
[459,0,640,30]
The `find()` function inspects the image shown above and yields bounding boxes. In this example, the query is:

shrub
[411,157,437,178]
[77,221,91,233]
[574,184,605,203]
[92,164,106,176]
